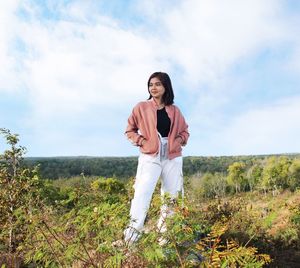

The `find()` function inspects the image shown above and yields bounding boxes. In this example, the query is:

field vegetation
[1,128,300,267]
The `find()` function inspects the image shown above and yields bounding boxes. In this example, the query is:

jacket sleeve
[177,110,189,146]
[125,105,145,146]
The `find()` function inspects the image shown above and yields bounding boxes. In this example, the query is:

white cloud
[0,0,23,92]
[212,96,300,155]
[162,0,288,88]
[2,1,172,111]
[1,0,299,156]
[7,0,295,113]
[20,21,157,115]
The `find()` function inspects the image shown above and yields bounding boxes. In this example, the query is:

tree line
[192,156,300,198]
[24,154,300,180]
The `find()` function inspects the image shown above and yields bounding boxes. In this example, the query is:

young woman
[124,72,189,245]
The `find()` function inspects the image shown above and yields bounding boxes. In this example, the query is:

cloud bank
[0,0,299,156]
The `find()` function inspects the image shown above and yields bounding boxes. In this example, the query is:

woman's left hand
[175,136,183,146]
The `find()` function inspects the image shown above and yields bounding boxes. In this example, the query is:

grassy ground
[194,190,300,267]
[1,174,299,267]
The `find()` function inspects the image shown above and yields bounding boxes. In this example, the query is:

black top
[156,107,171,137]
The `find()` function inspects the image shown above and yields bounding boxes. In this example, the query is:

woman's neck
[153,97,164,108]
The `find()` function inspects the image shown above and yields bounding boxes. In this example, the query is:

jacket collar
[149,97,159,108]
[149,97,170,110]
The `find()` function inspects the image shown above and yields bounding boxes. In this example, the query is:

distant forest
[24,154,300,180]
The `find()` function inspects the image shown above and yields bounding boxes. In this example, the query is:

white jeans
[124,136,184,244]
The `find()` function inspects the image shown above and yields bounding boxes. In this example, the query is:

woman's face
[149,77,165,100]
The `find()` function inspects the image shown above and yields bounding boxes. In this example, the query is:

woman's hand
[175,136,183,145]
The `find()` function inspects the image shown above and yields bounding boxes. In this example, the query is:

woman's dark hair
[147,72,174,105]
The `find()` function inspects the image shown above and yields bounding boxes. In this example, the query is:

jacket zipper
[166,106,174,158]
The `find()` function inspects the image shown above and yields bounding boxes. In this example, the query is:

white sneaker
[112,239,124,248]
[158,237,168,246]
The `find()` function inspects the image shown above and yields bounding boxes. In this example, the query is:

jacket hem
[168,152,182,160]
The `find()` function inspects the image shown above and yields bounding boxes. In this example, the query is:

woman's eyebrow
[149,82,161,85]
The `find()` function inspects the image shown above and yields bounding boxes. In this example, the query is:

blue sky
[1,0,300,157]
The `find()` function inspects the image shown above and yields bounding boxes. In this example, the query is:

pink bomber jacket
[125,98,189,159]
